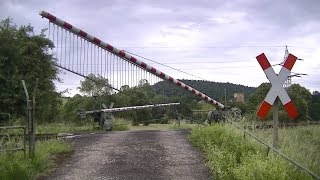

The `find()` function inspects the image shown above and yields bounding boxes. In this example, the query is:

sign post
[256,53,299,149]
[273,98,279,149]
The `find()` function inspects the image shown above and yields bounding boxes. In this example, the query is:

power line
[159,66,257,70]
[117,45,319,49]
[124,50,208,81]
[147,61,254,64]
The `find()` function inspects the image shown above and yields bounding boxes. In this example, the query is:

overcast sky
[1,0,319,96]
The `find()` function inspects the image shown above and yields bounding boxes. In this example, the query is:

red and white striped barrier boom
[39,11,225,109]
[83,102,180,114]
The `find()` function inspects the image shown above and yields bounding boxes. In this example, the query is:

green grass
[112,118,130,131]
[12,118,196,134]
[169,120,199,130]
[36,122,96,134]
[127,120,198,131]
[189,124,311,179]
[245,125,320,175]
[0,139,72,180]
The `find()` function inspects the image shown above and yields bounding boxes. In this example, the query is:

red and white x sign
[256,53,298,120]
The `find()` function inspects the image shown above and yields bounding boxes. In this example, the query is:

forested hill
[153,80,256,101]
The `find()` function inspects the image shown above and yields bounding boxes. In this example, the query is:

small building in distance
[234,93,245,102]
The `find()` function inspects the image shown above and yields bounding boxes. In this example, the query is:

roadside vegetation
[0,139,72,180]
[189,124,314,179]
[36,123,96,134]
[241,123,320,174]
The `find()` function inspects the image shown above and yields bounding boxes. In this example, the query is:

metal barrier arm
[39,11,225,110]
[83,103,180,115]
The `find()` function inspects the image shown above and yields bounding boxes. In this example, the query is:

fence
[0,126,26,156]
[243,120,320,130]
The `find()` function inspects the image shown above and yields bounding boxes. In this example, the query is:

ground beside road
[45,130,212,180]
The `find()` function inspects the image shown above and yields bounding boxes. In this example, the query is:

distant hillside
[152,80,256,102]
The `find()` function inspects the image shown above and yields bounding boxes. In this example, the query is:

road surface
[46,130,212,180]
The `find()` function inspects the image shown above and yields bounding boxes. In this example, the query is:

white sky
[1,0,319,96]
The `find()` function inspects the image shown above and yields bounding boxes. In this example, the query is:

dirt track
[46,130,212,180]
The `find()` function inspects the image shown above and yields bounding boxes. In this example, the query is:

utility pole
[273,97,279,149]
[283,46,291,89]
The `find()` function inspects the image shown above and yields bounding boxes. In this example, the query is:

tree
[246,83,271,113]
[78,74,112,96]
[0,18,60,123]
[287,84,312,121]
[120,85,130,91]
[138,79,149,87]
[246,83,312,121]
[309,91,320,121]
[313,91,320,95]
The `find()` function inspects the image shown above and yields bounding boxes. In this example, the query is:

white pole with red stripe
[39,11,225,109]
[84,103,180,114]
[256,53,298,120]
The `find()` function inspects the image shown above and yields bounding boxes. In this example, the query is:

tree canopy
[78,74,112,96]
[0,18,60,123]
[246,83,314,121]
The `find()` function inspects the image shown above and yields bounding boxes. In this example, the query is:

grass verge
[36,123,96,134]
[0,139,72,180]
[247,125,320,175]
[189,124,311,179]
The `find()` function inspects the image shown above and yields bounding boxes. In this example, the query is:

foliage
[246,83,271,112]
[310,93,320,121]
[287,84,312,121]
[0,139,72,180]
[246,83,313,122]
[0,18,60,123]
[62,94,99,122]
[189,124,310,179]
[78,74,112,96]
[153,80,256,102]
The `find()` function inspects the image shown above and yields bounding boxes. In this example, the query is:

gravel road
[46,130,212,180]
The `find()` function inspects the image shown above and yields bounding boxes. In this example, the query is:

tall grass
[245,125,320,175]
[0,140,72,180]
[189,124,311,179]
